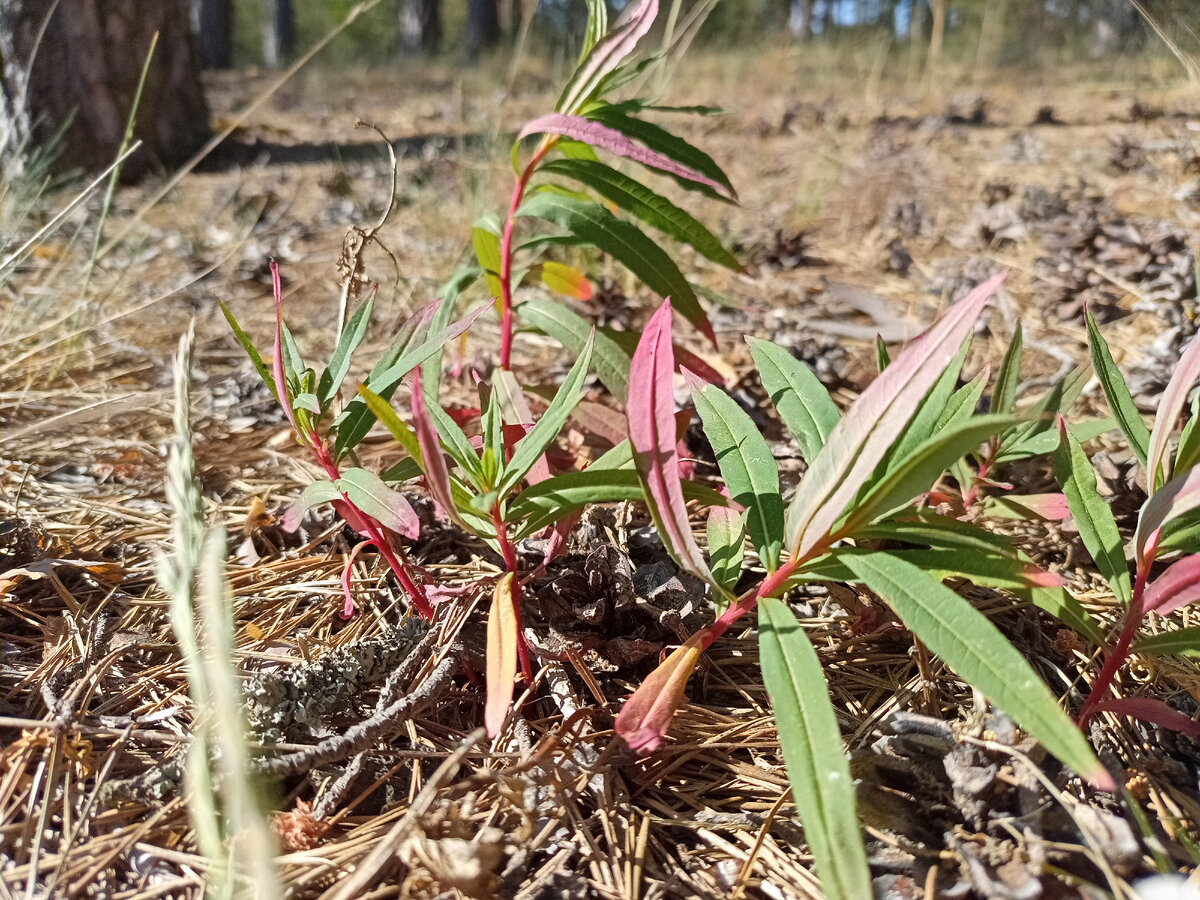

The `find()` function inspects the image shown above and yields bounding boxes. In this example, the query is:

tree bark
[397,0,441,56]
[464,0,500,63]
[792,0,815,40]
[263,0,295,67]
[0,0,211,181]
[193,0,233,70]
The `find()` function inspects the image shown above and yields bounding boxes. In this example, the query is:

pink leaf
[1148,333,1200,489]
[1136,465,1200,567]
[520,113,730,197]
[556,0,659,116]
[269,260,300,436]
[787,272,1004,560]
[1020,563,1069,588]
[544,510,583,563]
[495,371,552,485]
[410,367,467,528]
[1092,697,1200,738]
[339,538,377,619]
[332,499,372,535]
[614,630,707,753]
[675,347,729,388]
[627,301,710,579]
[1143,554,1200,615]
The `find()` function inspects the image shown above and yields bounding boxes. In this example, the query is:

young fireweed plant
[453,0,741,375]
[355,335,727,736]
[616,279,1114,900]
[220,261,490,620]
[1052,307,1200,738]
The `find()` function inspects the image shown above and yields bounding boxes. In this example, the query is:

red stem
[313,441,434,619]
[498,138,558,371]
[1076,558,1151,729]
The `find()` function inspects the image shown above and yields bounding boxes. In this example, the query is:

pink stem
[499,138,558,371]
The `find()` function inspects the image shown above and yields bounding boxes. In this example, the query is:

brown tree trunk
[464,0,500,63]
[397,0,441,56]
[0,0,210,181]
[193,0,233,70]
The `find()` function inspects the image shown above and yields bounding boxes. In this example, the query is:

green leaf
[934,367,989,432]
[997,364,1089,461]
[1053,419,1133,605]
[498,330,595,496]
[517,297,631,402]
[1085,309,1150,469]
[689,376,784,571]
[281,479,342,531]
[218,300,276,397]
[317,294,374,411]
[874,335,891,373]
[843,552,1108,785]
[426,398,484,484]
[706,506,746,596]
[336,467,421,538]
[584,107,736,201]
[1173,391,1200,476]
[379,457,423,484]
[855,512,1021,555]
[332,302,490,460]
[539,158,741,270]
[844,414,1024,531]
[357,384,422,462]
[1132,627,1200,658]
[472,225,504,300]
[993,324,1023,415]
[509,469,725,538]
[747,338,840,463]
[1021,585,1106,645]
[997,417,1117,463]
[292,392,320,414]
[517,193,714,344]
[758,597,871,900]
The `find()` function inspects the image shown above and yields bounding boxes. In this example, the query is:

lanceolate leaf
[333,302,492,459]
[498,330,595,496]
[843,552,1110,789]
[509,468,726,538]
[1085,308,1150,470]
[993,324,1023,415]
[317,293,375,411]
[882,339,971,474]
[357,384,422,462]
[614,629,706,752]
[517,193,714,345]
[787,274,1004,560]
[472,226,504,300]
[540,158,741,269]
[1175,392,1200,475]
[411,368,468,528]
[518,297,632,400]
[1132,626,1200,658]
[759,597,872,900]
[337,468,421,539]
[1142,554,1200,615]
[934,366,990,432]
[1054,416,1132,606]
[997,417,1117,462]
[485,573,519,737]
[628,301,710,579]
[585,107,736,200]
[844,414,1024,531]
[707,504,746,596]
[218,300,276,398]
[1148,333,1200,491]
[687,372,784,571]
[522,114,727,194]
[747,338,840,463]
[556,0,658,115]
[1091,697,1200,738]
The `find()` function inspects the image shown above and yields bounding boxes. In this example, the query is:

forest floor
[2,46,1199,899]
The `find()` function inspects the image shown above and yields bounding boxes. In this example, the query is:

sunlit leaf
[485,573,519,737]
[688,372,784,571]
[706,503,746,596]
[993,323,1023,415]
[628,301,710,579]
[1148,333,1200,491]
[1132,627,1200,658]
[472,225,504,300]
[556,0,658,114]
[318,293,374,411]
[1142,554,1200,616]
[1085,308,1150,470]
[337,468,421,540]
[1137,466,1200,566]
[1054,415,1132,605]
[614,629,706,752]
[759,597,871,900]
[747,337,840,463]
[844,552,1111,789]
[281,480,341,532]
[539,261,593,299]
